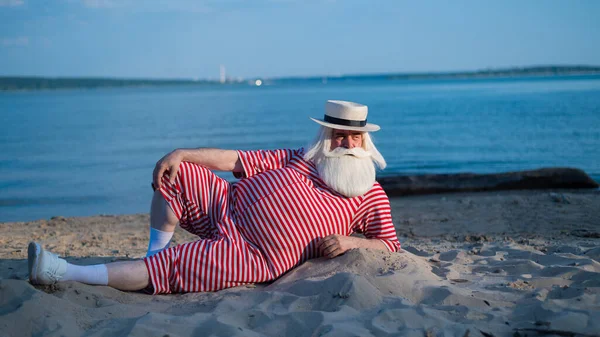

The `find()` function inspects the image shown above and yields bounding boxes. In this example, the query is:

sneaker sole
[28,242,41,283]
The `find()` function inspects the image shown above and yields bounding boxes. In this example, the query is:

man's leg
[106,260,149,290]
[62,260,149,290]
[28,242,149,291]
[148,162,233,255]
[146,190,178,257]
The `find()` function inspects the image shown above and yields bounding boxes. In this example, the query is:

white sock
[62,263,109,285]
[146,227,174,257]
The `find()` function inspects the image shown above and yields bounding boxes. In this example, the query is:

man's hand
[152,148,241,190]
[318,235,389,258]
[153,150,184,190]
[318,235,360,259]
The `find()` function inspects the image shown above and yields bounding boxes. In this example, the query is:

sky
[1,0,599,80]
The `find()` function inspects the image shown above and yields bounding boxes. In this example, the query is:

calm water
[1,76,599,222]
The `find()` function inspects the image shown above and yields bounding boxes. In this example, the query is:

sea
[1,75,599,222]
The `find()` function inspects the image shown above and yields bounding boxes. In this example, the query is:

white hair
[304,126,387,170]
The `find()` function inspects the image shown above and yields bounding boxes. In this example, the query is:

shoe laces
[44,251,64,282]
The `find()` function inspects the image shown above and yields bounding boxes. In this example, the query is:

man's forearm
[354,237,388,251]
[176,148,243,173]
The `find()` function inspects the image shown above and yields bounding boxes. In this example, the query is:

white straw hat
[310,100,380,132]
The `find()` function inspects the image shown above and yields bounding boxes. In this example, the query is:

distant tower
[220,65,226,84]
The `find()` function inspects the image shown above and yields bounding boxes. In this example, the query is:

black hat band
[323,115,367,127]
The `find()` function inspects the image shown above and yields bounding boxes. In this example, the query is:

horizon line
[1,64,600,82]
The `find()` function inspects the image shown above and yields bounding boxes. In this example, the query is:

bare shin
[150,190,178,232]
[106,260,150,291]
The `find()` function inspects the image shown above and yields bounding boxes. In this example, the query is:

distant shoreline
[1,65,600,91]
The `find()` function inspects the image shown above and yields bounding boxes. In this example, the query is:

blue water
[1,76,599,222]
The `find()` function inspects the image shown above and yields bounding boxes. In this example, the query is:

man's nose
[341,136,355,149]
[341,137,350,148]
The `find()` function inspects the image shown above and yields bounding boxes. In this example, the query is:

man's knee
[178,162,216,182]
[153,162,217,194]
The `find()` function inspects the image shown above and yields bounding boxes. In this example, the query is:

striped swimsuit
[144,148,401,294]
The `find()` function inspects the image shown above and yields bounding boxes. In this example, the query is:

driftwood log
[377,167,599,197]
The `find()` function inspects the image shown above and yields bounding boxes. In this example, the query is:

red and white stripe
[144,149,401,294]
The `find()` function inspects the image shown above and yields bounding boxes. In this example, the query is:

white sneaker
[28,242,67,285]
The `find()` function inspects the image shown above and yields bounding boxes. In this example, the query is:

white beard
[314,147,376,198]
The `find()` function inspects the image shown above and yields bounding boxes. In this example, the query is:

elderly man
[28,100,401,293]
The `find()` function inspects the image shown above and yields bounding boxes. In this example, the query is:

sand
[1,189,599,336]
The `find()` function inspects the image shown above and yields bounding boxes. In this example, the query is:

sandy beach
[1,189,599,336]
